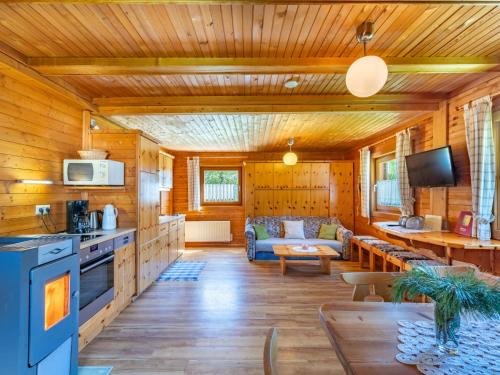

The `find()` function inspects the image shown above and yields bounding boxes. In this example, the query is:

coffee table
[272,245,340,275]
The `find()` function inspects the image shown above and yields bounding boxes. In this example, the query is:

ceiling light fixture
[284,79,299,89]
[346,22,388,98]
[283,138,298,166]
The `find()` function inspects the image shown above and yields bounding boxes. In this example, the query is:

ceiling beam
[7,0,500,4]
[95,94,443,115]
[28,57,500,76]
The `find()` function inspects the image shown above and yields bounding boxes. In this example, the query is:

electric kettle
[102,204,118,230]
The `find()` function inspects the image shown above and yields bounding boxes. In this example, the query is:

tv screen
[405,146,456,188]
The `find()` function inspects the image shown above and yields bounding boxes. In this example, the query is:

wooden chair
[340,272,401,302]
[263,328,279,375]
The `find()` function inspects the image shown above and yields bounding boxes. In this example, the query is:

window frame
[493,98,500,240]
[200,166,242,207]
[371,150,401,217]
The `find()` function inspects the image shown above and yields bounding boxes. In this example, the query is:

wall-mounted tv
[405,146,457,188]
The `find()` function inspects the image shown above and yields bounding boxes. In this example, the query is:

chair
[340,272,401,302]
[263,328,279,375]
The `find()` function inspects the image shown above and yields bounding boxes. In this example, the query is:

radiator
[185,221,231,242]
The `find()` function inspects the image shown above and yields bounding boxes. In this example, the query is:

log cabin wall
[172,151,348,247]
[0,68,84,235]
[350,74,500,237]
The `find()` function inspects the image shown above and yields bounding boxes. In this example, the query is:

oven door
[29,254,79,366]
[79,253,115,325]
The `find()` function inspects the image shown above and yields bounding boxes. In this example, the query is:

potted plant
[392,266,500,354]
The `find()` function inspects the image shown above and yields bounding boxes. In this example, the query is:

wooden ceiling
[0,1,498,151]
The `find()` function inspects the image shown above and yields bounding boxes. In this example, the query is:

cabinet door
[140,137,159,173]
[178,221,185,254]
[254,190,274,216]
[330,161,354,230]
[273,190,292,216]
[113,247,126,312]
[273,163,292,189]
[159,234,168,272]
[169,229,178,263]
[159,154,165,188]
[138,243,150,294]
[311,163,330,189]
[254,163,274,189]
[310,190,330,217]
[292,163,311,189]
[165,156,173,189]
[124,243,136,301]
[291,190,310,216]
[244,163,255,217]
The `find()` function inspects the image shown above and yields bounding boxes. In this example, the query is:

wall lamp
[17,179,54,185]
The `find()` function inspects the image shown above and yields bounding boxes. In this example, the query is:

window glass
[375,155,401,211]
[202,168,241,205]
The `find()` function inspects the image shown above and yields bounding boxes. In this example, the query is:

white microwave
[63,160,124,186]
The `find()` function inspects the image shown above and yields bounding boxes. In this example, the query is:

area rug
[157,261,206,281]
[78,366,113,375]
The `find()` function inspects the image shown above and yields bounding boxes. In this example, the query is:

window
[493,98,500,240]
[374,154,401,212]
[201,167,242,206]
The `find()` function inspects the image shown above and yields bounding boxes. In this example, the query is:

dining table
[319,301,434,375]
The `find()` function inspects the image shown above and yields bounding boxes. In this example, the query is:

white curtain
[464,96,496,240]
[187,156,201,211]
[360,147,371,219]
[396,129,415,216]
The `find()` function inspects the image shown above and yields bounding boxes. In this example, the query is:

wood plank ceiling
[0,2,498,151]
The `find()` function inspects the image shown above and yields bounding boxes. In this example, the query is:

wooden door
[255,190,274,216]
[292,163,311,189]
[254,163,274,189]
[291,190,310,216]
[244,163,255,217]
[311,163,330,189]
[310,190,330,217]
[330,161,354,230]
[273,190,292,216]
[273,163,293,189]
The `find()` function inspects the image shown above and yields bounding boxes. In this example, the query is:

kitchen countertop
[159,214,185,225]
[78,228,136,249]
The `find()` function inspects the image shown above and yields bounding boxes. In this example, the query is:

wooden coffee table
[272,245,340,275]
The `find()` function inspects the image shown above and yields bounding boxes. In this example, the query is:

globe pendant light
[346,22,388,98]
[283,138,298,166]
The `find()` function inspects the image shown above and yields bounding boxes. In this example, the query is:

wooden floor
[79,248,362,374]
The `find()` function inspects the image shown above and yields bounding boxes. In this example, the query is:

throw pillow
[283,220,305,239]
[253,224,270,240]
[318,224,337,240]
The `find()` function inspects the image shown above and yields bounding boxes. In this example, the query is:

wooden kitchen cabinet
[273,190,292,216]
[292,163,311,189]
[254,190,274,216]
[310,189,330,216]
[254,163,274,189]
[310,163,330,189]
[159,152,174,190]
[140,136,159,173]
[291,190,310,216]
[273,163,292,189]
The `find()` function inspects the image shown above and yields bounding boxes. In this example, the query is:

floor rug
[78,366,113,375]
[157,261,206,281]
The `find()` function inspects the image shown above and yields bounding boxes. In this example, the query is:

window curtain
[187,156,201,211]
[464,96,496,240]
[396,129,415,216]
[360,147,371,219]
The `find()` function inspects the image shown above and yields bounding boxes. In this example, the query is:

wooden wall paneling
[292,163,311,189]
[310,189,330,217]
[255,162,273,189]
[244,162,255,218]
[330,161,354,230]
[431,101,449,228]
[273,163,293,189]
[291,190,310,216]
[255,190,274,216]
[310,163,330,189]
[273,190,292,216]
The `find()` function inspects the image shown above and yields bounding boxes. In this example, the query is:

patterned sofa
[245,216,353,261]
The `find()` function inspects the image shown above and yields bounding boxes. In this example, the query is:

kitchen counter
[159,214,185,225]
[78,228,136,249]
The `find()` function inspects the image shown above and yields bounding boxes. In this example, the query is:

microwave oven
[63,160,124,186]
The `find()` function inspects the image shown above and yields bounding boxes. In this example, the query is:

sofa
[245,216,353,261]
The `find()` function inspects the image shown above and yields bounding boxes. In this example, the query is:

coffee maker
[66,200,90,233]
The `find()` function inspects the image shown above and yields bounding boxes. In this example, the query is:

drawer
[114,232,135,249]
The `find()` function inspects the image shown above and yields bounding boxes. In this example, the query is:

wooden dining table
[319,301,434,375]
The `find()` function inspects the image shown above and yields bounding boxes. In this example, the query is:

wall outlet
[35,204,50,216]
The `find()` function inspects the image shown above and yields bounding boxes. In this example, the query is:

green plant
[392,266,500,325]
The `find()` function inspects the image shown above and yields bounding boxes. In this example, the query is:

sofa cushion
[256,238,342,254]
[318,223,337,240]
[253,224,270,240]
[249,216,335,239]
[283,220,305,239]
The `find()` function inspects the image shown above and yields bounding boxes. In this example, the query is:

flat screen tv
[405,146,456,188]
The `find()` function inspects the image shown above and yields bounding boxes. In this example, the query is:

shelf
[64,186,127,191]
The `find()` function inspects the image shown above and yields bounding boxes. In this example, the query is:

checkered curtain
[187,156,201,211]
[464,96,496,240]
[360,147,371,219]
[396,129,415,216]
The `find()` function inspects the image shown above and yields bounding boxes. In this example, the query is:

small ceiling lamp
[90,119,100,130]
[346,22,388,98]
[284,79,299,89]
[283,138,298,166]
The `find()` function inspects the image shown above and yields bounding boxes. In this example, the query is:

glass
[434,304,460,355]
[80,256,114,310]
[44,272,70,330]
[203,170,239,203]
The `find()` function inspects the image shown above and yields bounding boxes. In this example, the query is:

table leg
[369,248,375,272]
[280,256,286,275]
[445,246,453,266]
[382,256,387,272]
[320,257,331,275]
[359,245,364,268]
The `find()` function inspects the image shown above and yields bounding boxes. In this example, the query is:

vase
[434,304,460,355]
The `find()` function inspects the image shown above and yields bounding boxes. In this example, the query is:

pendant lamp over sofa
[283,138,298,166]
[346,22,388,98]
